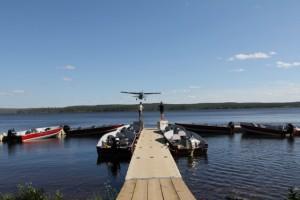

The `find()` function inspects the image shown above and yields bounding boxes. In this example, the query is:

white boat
[96,124,140,160]
[0,133,4,142]
[164,124,208,156]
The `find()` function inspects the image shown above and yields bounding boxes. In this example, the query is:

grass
[0,183,117,200]
[287,188,300,200]
[1,183,299,200]
[0,183,63,200]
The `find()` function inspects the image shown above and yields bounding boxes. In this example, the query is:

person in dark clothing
[159,101,164,120]
[138,102,143,121]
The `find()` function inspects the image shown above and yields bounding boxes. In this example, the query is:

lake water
[0,108,300,199]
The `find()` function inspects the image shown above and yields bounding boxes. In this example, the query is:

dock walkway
[117,128,196,200]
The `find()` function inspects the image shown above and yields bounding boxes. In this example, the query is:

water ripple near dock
[176,134,300,200]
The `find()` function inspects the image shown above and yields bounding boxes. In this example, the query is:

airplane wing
[121,91,140,94]
[144,92,161,95]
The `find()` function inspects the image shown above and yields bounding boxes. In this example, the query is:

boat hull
[96,123,141,161]
[64,124,124,137]
[97,147,133,159]
[3,127,62,143]
[21,128,62,142]
[164,125,208,156]
[175,123,233,134]
[241,124,287,138]
[293,127,300,136]
[169,145,208,156]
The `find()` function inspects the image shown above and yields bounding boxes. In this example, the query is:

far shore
[1,102,300,114]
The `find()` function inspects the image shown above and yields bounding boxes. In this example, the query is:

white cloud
[231,68,245,72]
[0,90,25,96]
[0,92,10,96]
[228,52,274,61]
[63,65,76,70]
[63,77,72,81]
[161,81,300,103]
[276,61,300,69]
[12,89,25,94]
[169,89,190,94]
[189,85,202,89]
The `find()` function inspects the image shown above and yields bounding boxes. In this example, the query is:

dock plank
[160,178,180,200]
[117,128,197,200]
[117,179,136,200]
[126,128,181,179]
[171,178,196,200]
[148,178,163,200]
[132,179,148,200]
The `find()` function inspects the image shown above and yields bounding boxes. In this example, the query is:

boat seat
[178,130,186,136]
[172,134,181,141]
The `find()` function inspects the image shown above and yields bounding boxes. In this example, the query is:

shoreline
[1,102,300,114]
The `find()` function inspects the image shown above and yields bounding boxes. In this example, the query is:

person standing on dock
[138,102,143,121]
[159,101,165,120]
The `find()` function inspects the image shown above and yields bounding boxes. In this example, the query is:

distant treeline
[1,102,300,114]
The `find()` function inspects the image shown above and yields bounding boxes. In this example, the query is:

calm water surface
[1,108,300,199]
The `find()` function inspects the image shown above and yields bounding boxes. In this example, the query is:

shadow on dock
[155,137,166,144]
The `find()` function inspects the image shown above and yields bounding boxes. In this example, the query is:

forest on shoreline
[1,102,300,114]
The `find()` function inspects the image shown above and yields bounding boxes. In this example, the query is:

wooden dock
[117,128,196,200]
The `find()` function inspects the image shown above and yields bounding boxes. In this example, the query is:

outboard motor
[6,129,19,143]
[286,123,295,137]
[228,121,235,134]
[164,125,171,132]
[7,129,16,138]
[107,135,117,149]
[63,125,71,133]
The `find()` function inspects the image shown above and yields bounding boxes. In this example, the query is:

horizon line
[1,101,300,110]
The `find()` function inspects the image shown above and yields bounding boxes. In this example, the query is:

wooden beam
[171,178,196,200]
[148,179,163,200]
[116,179,136,200]
[160,178,180,200]
[132,179,148,200]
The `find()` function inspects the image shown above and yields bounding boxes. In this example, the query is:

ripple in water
[176,134,300,200]
[1,109,300,199]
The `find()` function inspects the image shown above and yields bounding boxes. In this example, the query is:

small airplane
[121,91,161,101]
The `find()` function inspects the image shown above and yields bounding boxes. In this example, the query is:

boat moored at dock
[240,122,295,138]
[63,124,124,137]
[96,123,141,159]
[164,124,208,156]
[2,126,63,143]
[293,127,300,136]
[0,133,4,142]
[175,122,235,135]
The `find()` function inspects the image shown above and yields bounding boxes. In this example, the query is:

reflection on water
[1,109,300,199]
[5,138,64,156]
[174,154,208,169]
[176,133,300,200]
[97,157,130,178]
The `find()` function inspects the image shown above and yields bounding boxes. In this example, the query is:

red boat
[3,127,62,143]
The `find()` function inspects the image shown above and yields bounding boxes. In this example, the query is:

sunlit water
[0,108,300,199]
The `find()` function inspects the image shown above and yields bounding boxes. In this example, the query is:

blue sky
[1,0,300,107]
